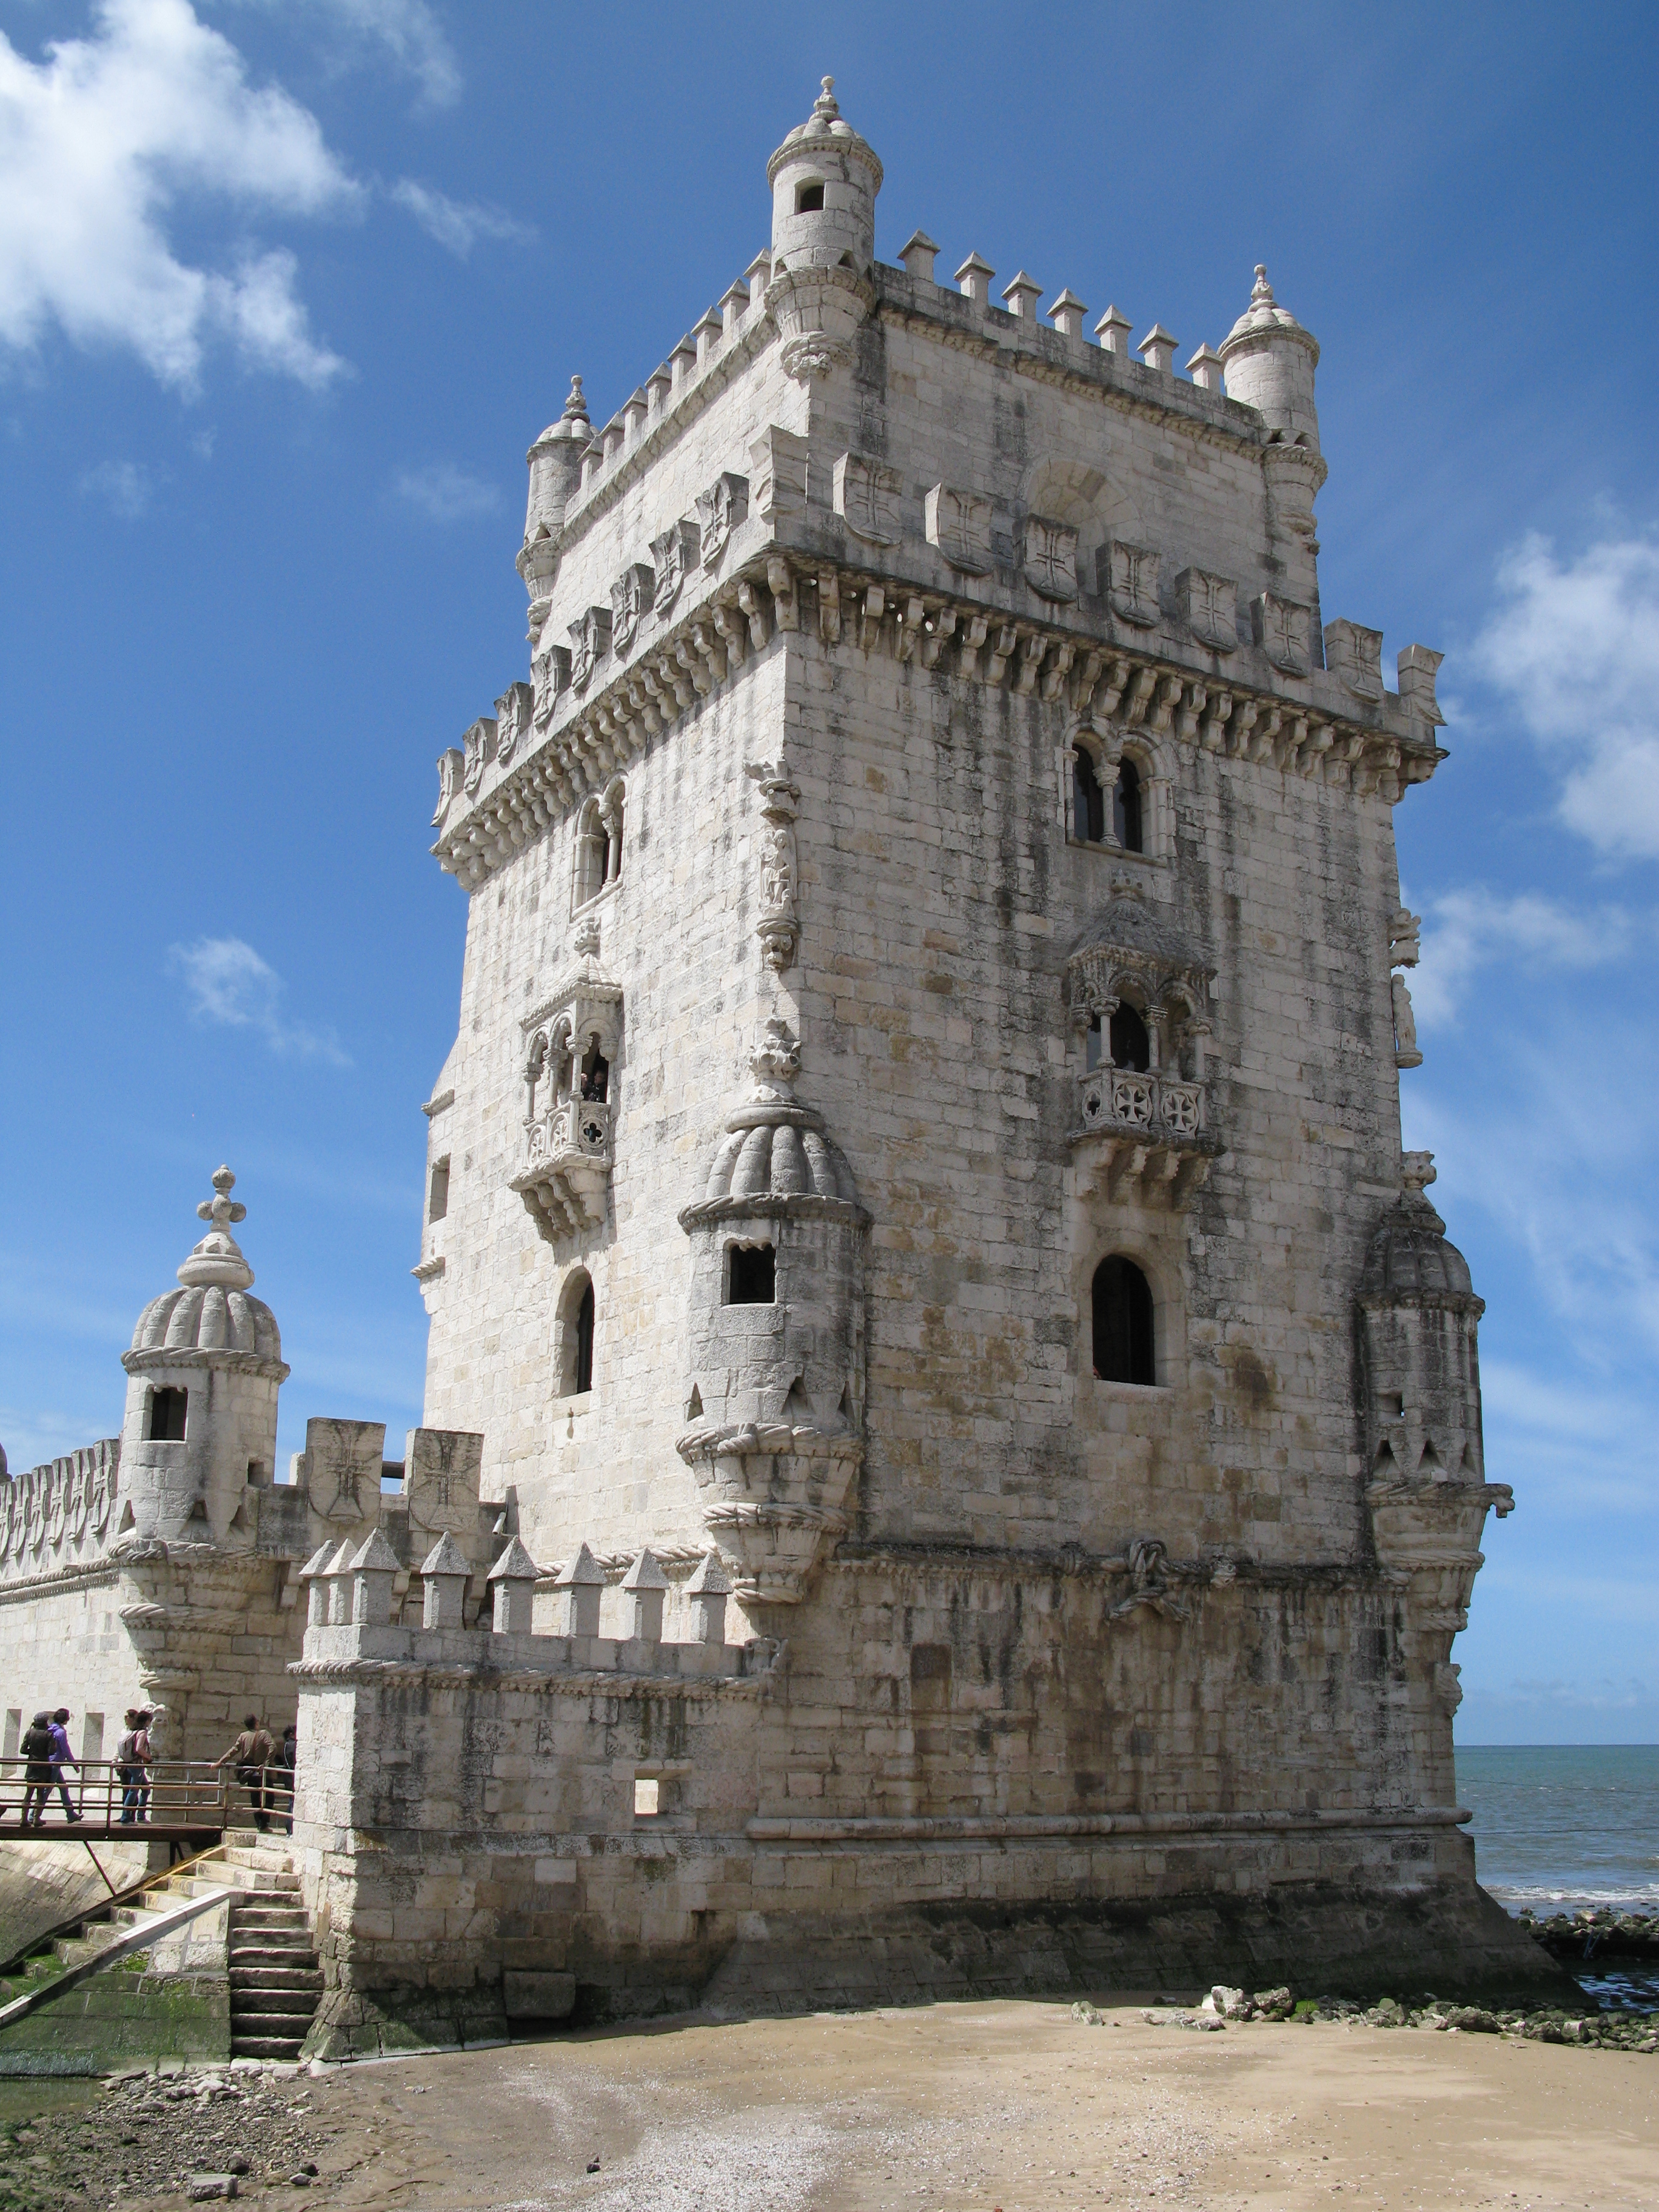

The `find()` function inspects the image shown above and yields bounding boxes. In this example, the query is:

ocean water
[1456,1744,1659,1912]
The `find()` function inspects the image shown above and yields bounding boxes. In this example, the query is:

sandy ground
[256,1997,1658,2212]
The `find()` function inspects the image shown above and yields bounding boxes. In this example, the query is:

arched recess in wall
[1091,1254,1157,1387]
[1068,720,1174,863]
[557,1268,595,1397]
[573,777,626,911]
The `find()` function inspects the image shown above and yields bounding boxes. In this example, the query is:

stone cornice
[287,1655,771,1700]
[746,1803,1472,1844]
[0,1560,122,1605]
[434,546,1443,895]
[122,1346,290,1383]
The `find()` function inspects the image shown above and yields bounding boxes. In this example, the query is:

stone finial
[1138,324,1178,374]
[1186,344,1225,392]
[749,1016,802,1094]
[719,279,751,338]
[323,1537,357,1626]
[349,1527,399,1627]
[488,1534,540,1633]
[299,1541,335,1631]
[813,73,838,119]
[899,229,940,283]
[1000,271,1043,321]
[561,375,589,424]
[621,1548,668,1643]
[1251,262,1273,306]
[693,308,723,367]
[420,1529,469,1629]
[177,1167,255,1293]
[1048,288,1088,341]
[551,1540,605,1637]
[1402,1150,1437,1195]
[955,252,995,307]
[1094,305,1133,359]
[685,1549,732,1646]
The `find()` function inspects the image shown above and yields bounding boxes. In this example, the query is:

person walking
[47,1709,81,1823]
[116,1709,149,1824]
[214,1715,275,1832]
[272,1723,297,1835]
[133,1710,153,1823]
[18,1713,55,1827]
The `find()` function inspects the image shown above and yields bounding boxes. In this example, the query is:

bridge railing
[0,1757,241,1831]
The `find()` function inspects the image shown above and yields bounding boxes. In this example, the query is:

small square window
[727,1244,776,1305]
[633,1776,660,1818]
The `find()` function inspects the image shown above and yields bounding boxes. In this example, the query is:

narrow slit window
[147,1387,187,1442]
[427,1157,450,1223]
[574,1280,595,1395]
[727,1244,776,1305]
[1073,746,1107,845]
[1092,1257,1156,1387]
[1114,759,1144,853]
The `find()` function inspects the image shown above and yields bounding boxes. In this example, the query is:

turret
[1217,264,1321,452]
[118,1167,288,1547]
[764,79,882,383]
[767,75,882,278]
[524,375,592,544]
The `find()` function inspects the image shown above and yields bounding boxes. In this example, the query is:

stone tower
[333,79,1553,2036]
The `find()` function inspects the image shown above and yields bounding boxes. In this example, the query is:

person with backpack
[213,1715,275,1832]
[46,1709,81,1823]
[116,1708,149,1824]
[271,1723,298,1834]
[18,1713,55,1827]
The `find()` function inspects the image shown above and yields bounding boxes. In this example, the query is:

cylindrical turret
[766,77,882,279]
[1218,266,1321,452]
[525,375,592,543]
[119,1167,289,1548]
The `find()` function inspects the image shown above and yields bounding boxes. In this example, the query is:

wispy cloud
[1409,884,1636,1029]
[392,460,500,521]
[236,0,461,111]
[78,457,161,517]
[0,0,357,392]
[1470,529,1659,860]
[169,935,349,1064]
[389,178,532,258]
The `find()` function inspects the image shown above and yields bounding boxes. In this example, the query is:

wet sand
[278,1997,1657,2212]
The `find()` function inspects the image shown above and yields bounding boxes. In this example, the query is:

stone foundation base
[306,1872,1572,2056]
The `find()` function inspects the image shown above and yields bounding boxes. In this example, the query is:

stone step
[233,1918,309,1939]
[232,2010,314,2039]
[230,1966,322,1993]
[231,1986,316,2017]
[230,1943,315,1969]
[231,2035,306,2060]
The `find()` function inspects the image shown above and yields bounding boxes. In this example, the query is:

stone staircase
[216,1829,323,2061]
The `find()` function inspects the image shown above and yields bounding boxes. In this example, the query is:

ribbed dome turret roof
[124,1167,287,1369]
[766,76,883,189]
[683,1019,862,1219]
[1221,264,1319,361]
[1361,1161,1480,1307]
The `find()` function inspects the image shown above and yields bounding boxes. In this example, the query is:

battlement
[0,1439,121,1586]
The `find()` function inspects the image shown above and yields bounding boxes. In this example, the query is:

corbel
[1198,689,1232,751]
[657,653,694,713]
[985,622,1018,686]
[1011,625,1045,697]
[859,583,886,655]
[1096,654,1132,720]
[675,639,711,698]
[1121,666,1158,727]
[920,603,958,671]
[765,555,799,632]
[817,571,840,646]
[1175,682,1207,745]
[1248,706,1282,765]
[895,595,925,664]
[958,610,989,677]
[1148,672,1184,736]
[1273,714,1307,772]
[1069,648,1103,714]
[713,600,748,666]
[1040,640,1075,703]
[691,620,728,687]
[1225,699,1258,757]
[737,581,770,652]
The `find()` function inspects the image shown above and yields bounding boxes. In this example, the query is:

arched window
[574,782,625,909]
[1072,746,1107,845]
[1109,1004,1150,1071]
[1092,1258,1155,1386]
[559,1270,595,1396]
[1114,759,1144,853]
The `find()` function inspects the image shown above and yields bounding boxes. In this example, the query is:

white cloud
[78,457,161,517]
[389,178,532,258]
[0,0,357,391]
[392,460,500,521]
[1409,884,1635,1028]
[1470,531,1659,860]
[169,935,349,1063]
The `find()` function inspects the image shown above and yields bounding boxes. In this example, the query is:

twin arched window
[1092,1256,1155,1386]
[1073,748,1143,855]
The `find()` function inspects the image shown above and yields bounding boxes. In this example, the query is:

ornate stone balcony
[1071,1068,1220,1204]
[511,1095,614,1240]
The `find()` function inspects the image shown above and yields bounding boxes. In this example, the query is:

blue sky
[1,1,1655,1743]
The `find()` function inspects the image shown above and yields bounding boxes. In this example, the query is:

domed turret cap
[125,1167,287,1372]
[1221,264,1318,363]
[1359,1155,1481,1310]
[682,1020,863,1223]
[766,75,883,191]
